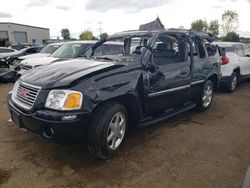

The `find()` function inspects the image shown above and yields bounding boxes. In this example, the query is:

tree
[61,28,71,40]
[191,19,208,32]
[223,32,240,42]
[92,36,99,40]
[79,30,94,40]
[221,10,239,35]
[179,26,185,30]
[208,20,219,36]
[100,33,109,40]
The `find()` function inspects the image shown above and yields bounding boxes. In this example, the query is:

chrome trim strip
[12,96,32,110]
[19,81,41,90]
[148,85,191,98]
[191,80,205,86]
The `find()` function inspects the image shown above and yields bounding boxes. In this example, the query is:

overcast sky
[1,0,250,38]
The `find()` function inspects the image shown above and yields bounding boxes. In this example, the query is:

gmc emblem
[18,88,29,98]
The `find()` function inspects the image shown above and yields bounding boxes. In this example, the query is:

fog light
[62,115,77,121]
[43,128,54,139]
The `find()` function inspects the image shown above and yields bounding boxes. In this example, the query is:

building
[0,22,50,47]
[139,17,165,31]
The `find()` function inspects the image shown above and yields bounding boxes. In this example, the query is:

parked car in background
[18,43,64,61]
[0,46,42,73]
[17,41,123,75]
[0,47,18,58]
[1,46,43,67]
[9,44,31,50]
[213,42,250,92]
[8,30,221,159]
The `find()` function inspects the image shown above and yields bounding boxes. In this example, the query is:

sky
[1,0,250,38]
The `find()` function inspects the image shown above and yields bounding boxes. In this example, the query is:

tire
[196,80,214,112]
[87,102,128,159]
[225,72,238,93]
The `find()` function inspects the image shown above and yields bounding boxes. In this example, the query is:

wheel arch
[90,94,142,126]
[207,74,219,91]
[233,67,240,76]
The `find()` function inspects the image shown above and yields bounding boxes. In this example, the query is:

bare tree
[221,10,239,35]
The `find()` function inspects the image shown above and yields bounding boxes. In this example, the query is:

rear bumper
[8,95,91,142]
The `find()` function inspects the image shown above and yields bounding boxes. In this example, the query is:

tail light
[221,55,229,65]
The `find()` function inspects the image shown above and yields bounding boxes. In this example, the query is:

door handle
[180,71,188,76]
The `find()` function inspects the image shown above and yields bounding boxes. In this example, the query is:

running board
[138,102,196,127]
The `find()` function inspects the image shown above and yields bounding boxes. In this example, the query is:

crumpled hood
[20,56,58,67]
[19,53,50,60]
[20,58,120,89]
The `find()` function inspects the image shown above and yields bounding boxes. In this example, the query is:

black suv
[8,30,221,159]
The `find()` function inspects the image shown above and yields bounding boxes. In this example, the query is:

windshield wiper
[94,56,115,61]
[79,54,93,59]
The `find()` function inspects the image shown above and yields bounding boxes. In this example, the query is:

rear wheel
[87,102,128,159]
[226,72,238,93]
[196,80,214,112]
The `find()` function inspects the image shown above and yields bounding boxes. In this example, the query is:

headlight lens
[45,90,83,110]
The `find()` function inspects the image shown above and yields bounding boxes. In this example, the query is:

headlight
[45,90,83,111]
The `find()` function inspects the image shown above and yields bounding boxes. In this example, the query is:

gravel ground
[0,82,250,188]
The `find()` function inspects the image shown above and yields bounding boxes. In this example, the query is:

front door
[144,34,191,114]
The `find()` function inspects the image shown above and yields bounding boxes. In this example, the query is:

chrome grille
[12,81,41,110]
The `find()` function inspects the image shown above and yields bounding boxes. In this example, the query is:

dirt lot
[0,83,250,188]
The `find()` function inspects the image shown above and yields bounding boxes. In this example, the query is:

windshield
[86,35,153,62]
[40,44,62,54]
[51,43,91,58]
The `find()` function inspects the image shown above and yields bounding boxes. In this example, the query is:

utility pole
[98,22,103,39]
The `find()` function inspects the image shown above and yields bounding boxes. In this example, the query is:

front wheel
[196,80,214,112]
[87,102,128,159]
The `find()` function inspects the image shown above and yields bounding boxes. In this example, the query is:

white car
[0,47,18,58]
[213,42,250,92]
[18,41,123,75]
[18,42,63,60]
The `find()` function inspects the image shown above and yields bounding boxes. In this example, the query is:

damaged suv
[8,30,221,159]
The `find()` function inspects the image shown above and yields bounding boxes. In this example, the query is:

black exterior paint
[8,30,221,141]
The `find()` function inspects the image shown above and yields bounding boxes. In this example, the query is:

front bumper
[8,95,91,142]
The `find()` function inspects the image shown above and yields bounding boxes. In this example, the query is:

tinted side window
[224,46,236,53]
[0,48,15,53]
[242,45,250,56]
[235,45,244,57]
[26,48,37,54]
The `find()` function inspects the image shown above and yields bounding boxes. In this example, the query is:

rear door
[237,44,250,76]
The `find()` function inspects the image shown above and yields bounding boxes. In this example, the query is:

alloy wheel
[106,112,126,150]
[231,74,237,91]
[202,85,213,108]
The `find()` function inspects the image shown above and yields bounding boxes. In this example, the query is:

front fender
[75,64,144,114]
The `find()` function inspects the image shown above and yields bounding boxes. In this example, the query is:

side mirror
[246,54,250,57]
